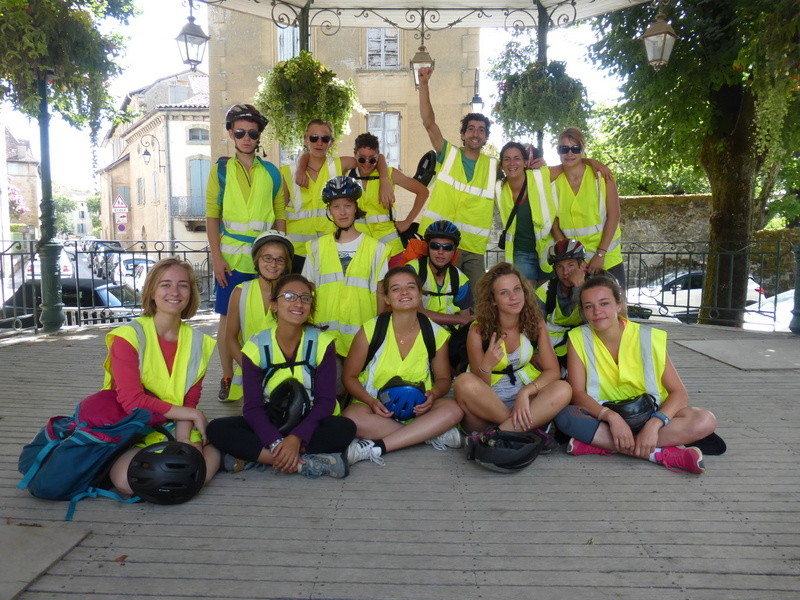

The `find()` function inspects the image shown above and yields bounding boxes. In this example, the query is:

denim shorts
[214,270,256,315]
[513,248,553,281]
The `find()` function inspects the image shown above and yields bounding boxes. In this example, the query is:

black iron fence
[1,238,795,335]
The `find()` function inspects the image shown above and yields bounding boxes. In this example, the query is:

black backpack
[363,312,437,371]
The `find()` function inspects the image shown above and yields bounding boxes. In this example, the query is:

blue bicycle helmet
[377,377,427,422]
[322,176,363,204]
[424,220,461,247]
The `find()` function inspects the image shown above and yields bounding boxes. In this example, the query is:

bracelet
[597,407,610,421]
[650,411,670,427]
[268,438,284,453]
[478,365,492,374]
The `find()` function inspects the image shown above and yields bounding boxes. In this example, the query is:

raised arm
[417,67,445,154]
[391,168,429,232]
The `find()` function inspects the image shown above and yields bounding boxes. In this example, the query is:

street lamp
[470,68,484,113]
[640,2,678,70]
[176,0,210,71]
[410,10,435,89]
[138,134,165,172]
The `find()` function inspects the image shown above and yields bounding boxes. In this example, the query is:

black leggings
[207,415,356,462]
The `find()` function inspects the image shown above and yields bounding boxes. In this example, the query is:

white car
[743,289,795,332]
[25,249,75,278]
[626,271,765,319]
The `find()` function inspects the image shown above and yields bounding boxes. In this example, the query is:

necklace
[395,324,419,346]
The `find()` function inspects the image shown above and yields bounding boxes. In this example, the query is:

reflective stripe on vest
[581,324,661,403]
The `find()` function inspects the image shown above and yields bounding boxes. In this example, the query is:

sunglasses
[258,255,286,265]
[557,144,582,155]
[357,156,378,165]
[276,291,313,304]
[429,242,455,252]
[309,134,332,144]
[233,129,260,140]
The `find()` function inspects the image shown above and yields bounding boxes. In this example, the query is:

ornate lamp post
[640,1,678,69]
[470,68,484,113]
[176,0,210,71]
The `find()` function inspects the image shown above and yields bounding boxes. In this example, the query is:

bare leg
[496,380,572,432]
[454,372,511,432]
[217,315,233,379]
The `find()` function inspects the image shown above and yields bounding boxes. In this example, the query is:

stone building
[4,128,40,239]
[98,71,211,244]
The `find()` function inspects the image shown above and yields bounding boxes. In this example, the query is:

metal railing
[1,239,214,335]
[2,238,794,335]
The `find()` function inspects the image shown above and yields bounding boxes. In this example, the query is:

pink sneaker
[655,446,705,474]
[566,438,613,456]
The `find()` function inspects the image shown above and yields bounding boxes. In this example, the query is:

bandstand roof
[199,0,647,32]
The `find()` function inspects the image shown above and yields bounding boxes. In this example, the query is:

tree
[253,50,361,152]
[53,191,76,237]
[0,0,134,141]
[86,193,102,235]
[590,0,800,325]
[488,33,590,154]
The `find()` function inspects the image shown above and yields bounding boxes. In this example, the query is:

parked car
[743,289,795,332]
[113,256,156,284]
[85,240,125,278]
[626,271,765,318]
[124,261,153,293]
[24,248,75,278]
[0,277,139,330]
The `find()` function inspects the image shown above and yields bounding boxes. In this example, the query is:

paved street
[1,317,799,599]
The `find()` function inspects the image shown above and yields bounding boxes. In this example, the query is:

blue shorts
[214,270,256,315]
[513,248,554,281]
[554,405,602,444]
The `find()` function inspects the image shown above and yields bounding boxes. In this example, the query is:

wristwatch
[596,250,606,258]
[650,411,669,427]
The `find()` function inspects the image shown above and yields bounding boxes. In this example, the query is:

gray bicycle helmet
[225,103,267,132]
[265,378,312,435]
[472,429,543,474]
[322,175,363,204]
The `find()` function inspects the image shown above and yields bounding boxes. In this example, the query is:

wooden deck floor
[1,317,799,600]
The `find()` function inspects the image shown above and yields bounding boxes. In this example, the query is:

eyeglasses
[258,255,286,265]
[429,242,455,252]
[234,129,260,140]
[276,291,313,304]
[557,144,582,155]
[357,156,378,165]
[309,134,332,144]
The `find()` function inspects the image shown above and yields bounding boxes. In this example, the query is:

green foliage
[53,191,76,236]
[253,50,362,152]
[0,0,136,143]
[86,192,102,234]
[488,35,589,142]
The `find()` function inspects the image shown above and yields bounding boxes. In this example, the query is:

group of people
[64,68,722,504]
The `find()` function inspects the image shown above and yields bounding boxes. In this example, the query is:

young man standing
[416,66,498,291]
[206,104,285,401]
[536,239,589,372]
[302,176,388,357]
[348,133,429,258]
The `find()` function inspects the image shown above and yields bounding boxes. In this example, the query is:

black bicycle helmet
[225,103,268,132]
[322,175,363,204]
[472,429,543,474]
[264,378,312,435]
[127,442,206,504]
[424,220,461,247]
[547,238,586,265]
[413,150,437,186]
[251,230,294,267]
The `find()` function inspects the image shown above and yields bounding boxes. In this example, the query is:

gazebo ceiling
[199,1,647,32]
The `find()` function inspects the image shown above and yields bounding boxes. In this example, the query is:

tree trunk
[698,84,764,326]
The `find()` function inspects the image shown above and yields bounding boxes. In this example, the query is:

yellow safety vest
[552,168,623,268]
[228,279,277,401]
[281,157,342,253]
[466,322,541,386]
[353,167,403,256]
[242,326,338,416]
[568,320,667,404]
[219,157,280,273]
[535,282,583,358]
[358,313,449,397]
[407,258,469,315]
[304,233,387,355]
[496,168,556,272]
[419,143,497,255]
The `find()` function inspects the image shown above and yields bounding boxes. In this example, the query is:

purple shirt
[241,338,337,448]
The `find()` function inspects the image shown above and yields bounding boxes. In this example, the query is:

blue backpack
[18,404,157,520]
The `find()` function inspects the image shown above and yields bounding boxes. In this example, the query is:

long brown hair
[474,262,541,341]
[140,257,200,319]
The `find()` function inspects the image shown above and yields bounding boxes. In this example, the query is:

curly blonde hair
[474,262,542,342]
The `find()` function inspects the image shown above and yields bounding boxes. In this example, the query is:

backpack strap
[363,312,437,372]
[216,157,230,209]
[256,156,283,200]
[261,327,321,387]
[422,261,460,300]
[417,259,429,287]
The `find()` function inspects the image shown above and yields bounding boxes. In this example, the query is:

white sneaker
[425,427,463,451]
[346,438,385,466]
